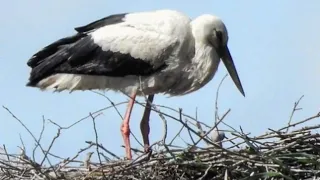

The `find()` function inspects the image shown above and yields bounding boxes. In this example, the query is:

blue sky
[1,0,320,163]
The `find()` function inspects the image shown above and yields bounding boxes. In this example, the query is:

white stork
[26,9,245,160]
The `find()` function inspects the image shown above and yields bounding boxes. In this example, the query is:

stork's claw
[144,144,151,153]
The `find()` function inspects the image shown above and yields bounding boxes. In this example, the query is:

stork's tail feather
[27,33,86,68]
[26,33,86,86]
[27,73,113,92]
[27,74,82,92]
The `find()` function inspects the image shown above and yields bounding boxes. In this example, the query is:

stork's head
[191,15,245,97]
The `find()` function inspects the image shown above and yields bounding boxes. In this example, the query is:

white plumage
[27,9,245,159]
[36,10,192,95]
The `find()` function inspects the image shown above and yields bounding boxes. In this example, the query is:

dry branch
[1,76,320,180]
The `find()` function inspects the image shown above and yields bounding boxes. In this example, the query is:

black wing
[74,13,127,33]
[26,13,167,87]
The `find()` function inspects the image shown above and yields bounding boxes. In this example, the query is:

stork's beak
[219,45,245,97]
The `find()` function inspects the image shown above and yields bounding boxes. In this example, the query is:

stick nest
[1,78,320,180]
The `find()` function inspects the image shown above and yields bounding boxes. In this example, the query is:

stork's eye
[216,30,223,44]
[208,30,224,48]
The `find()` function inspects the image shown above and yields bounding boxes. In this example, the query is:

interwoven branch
[1,76,320,180]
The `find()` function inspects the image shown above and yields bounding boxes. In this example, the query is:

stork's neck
[187,42,221,93]
[166,42,221,96]
[192,42,220,80]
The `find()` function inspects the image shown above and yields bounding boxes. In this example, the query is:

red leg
[140,95,154,153]
[121,92,137,160]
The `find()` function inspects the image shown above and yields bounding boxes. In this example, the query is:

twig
[169,108,186,146]
[169,124,185,146]
[2,145,9,161]
[63,101,128,129]
[278,112,320,132]
[2,106,54,170]
[85,141,121,160]
[33,117,46,162]
[60,143,95,168]
[40,128,60,167]
[215,74,228,124]
[198,163,213,180]
[89,112,107,179]
[194,107,207,145]
[186,121,197,146]
[154,105,212,128]
[18,135,26,154]
[286,95,304,133]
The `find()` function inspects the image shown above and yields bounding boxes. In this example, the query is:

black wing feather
[74,13,128,33]
[54,36,167,77]
[27,33,86,67]
[26,13,167,87]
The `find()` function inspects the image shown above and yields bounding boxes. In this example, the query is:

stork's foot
[140,95,154,155]
[121,123,132,160]
[141,123,150,154]
[143,144,151,153]
[120,91,137,160]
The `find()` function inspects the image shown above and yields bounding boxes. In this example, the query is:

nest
[1,78,320,180]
